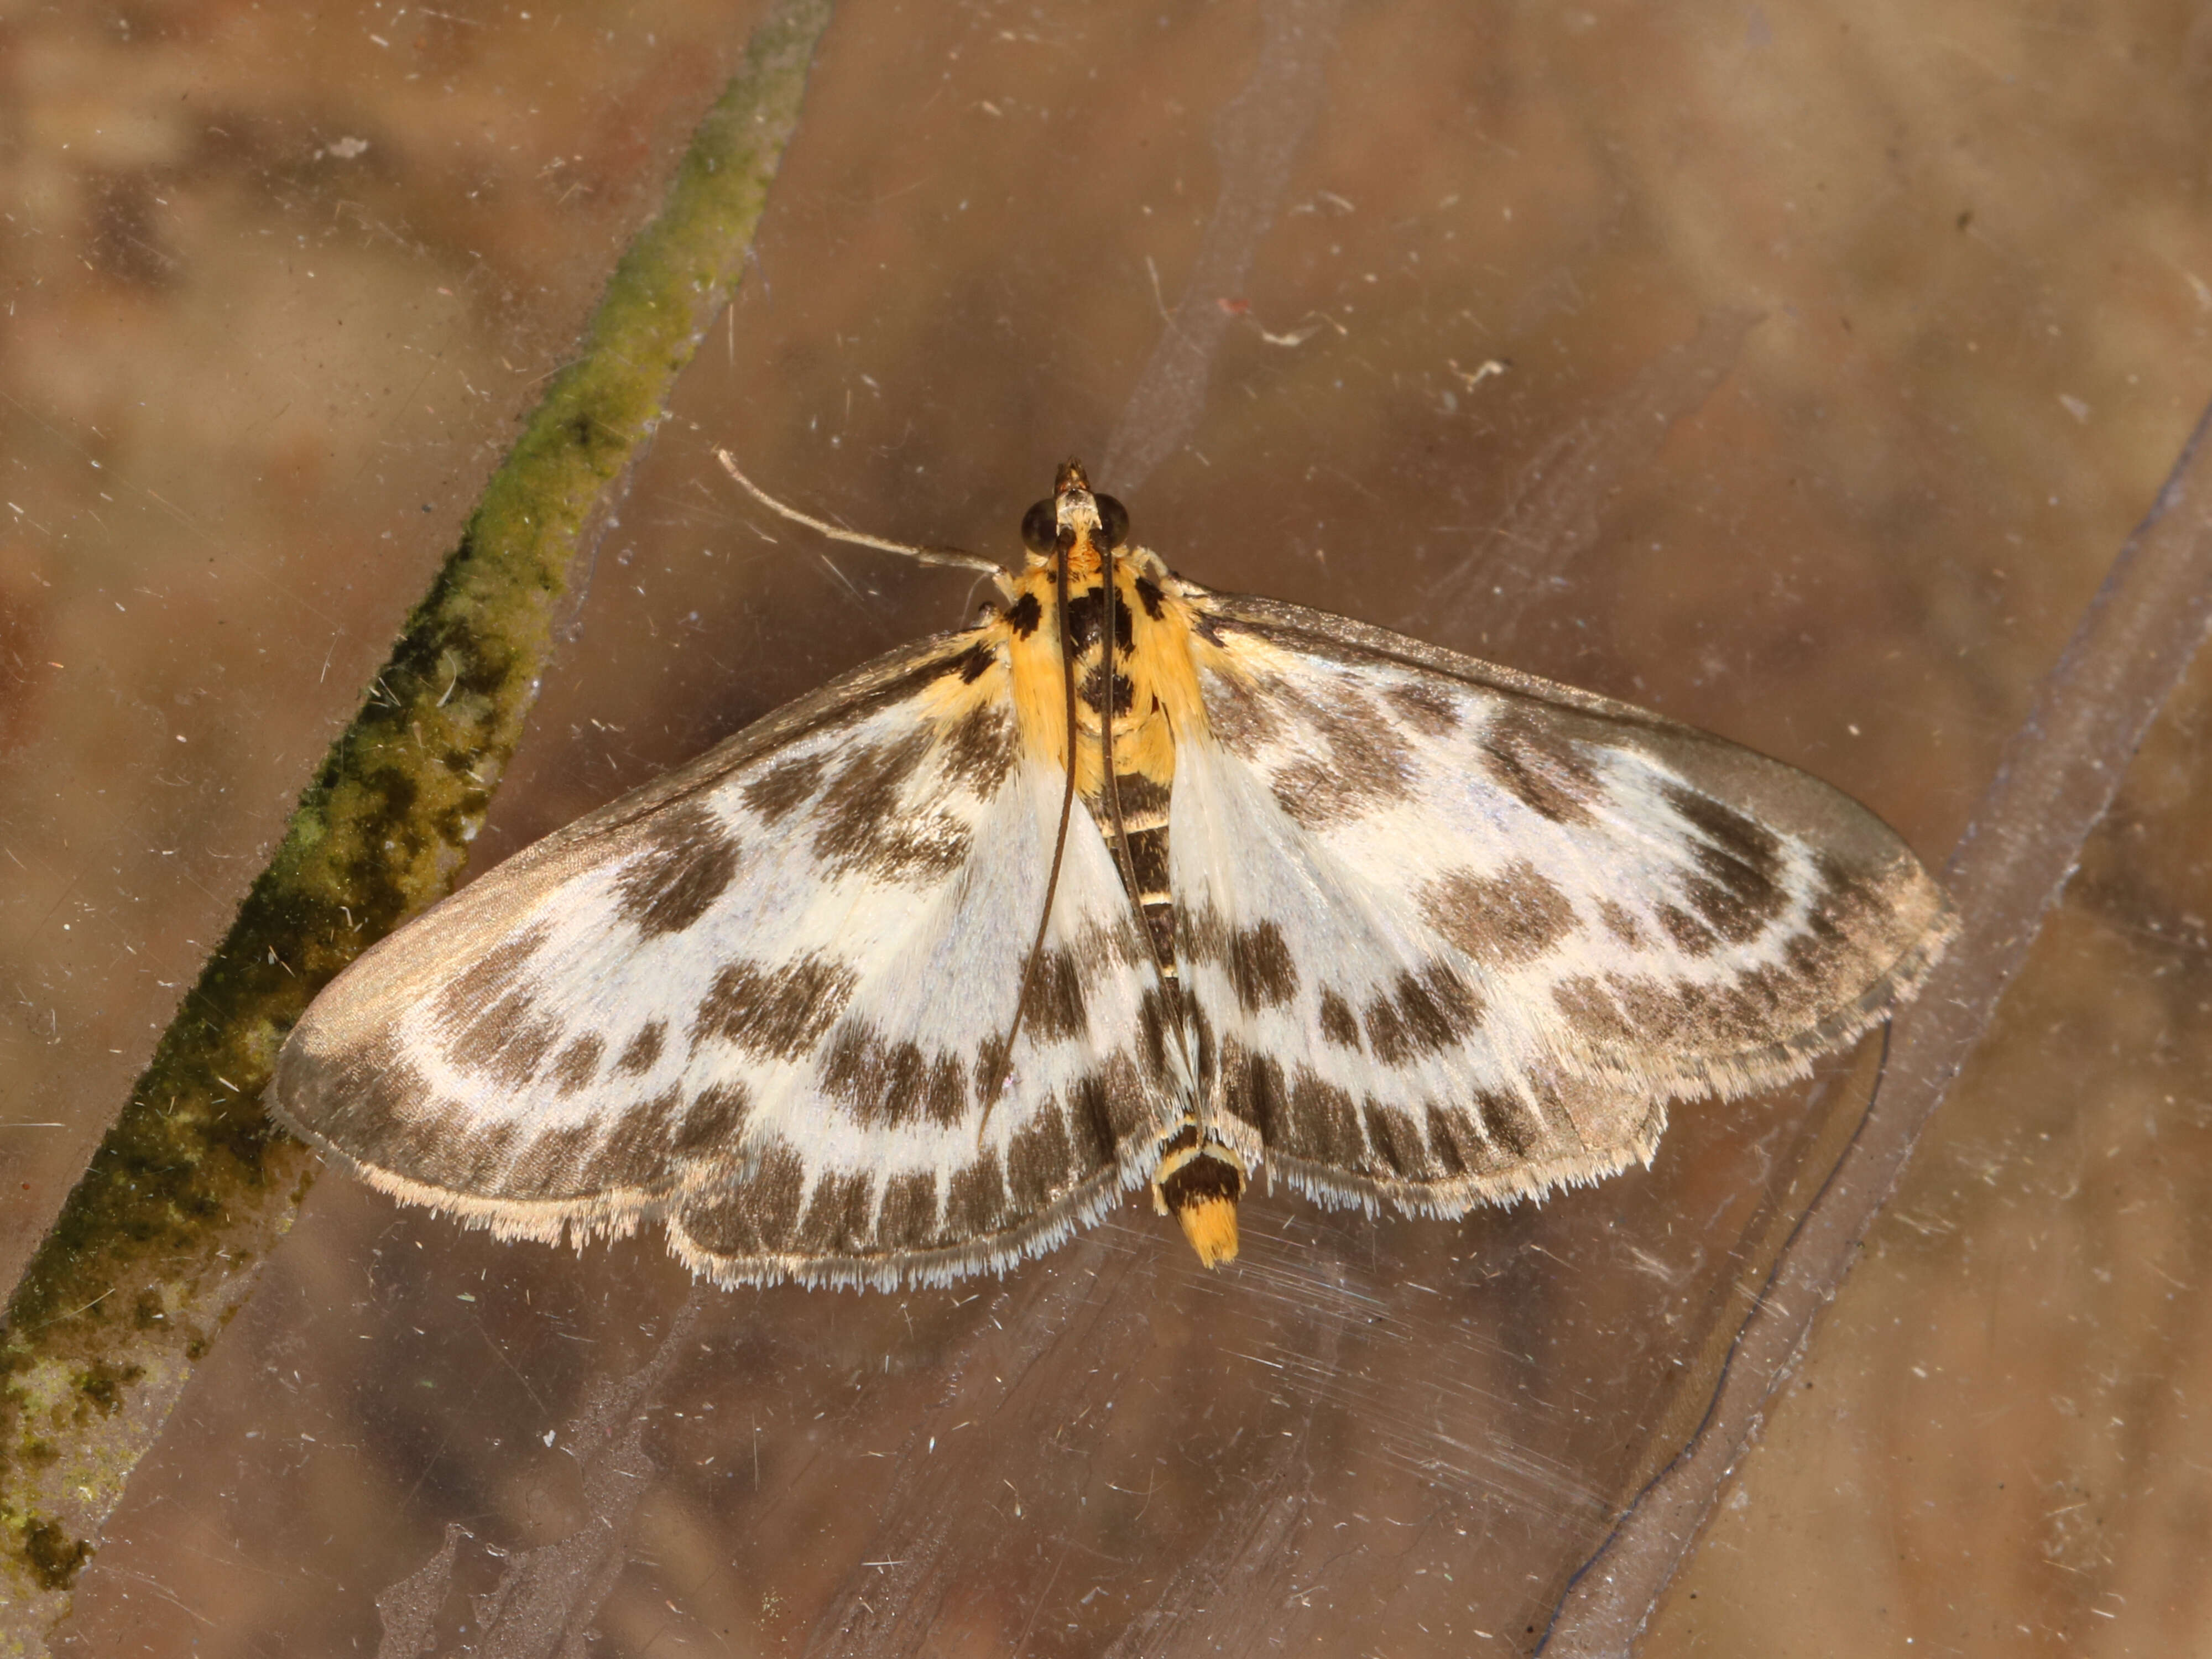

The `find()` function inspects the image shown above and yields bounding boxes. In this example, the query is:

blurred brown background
[4,0,2211,1653]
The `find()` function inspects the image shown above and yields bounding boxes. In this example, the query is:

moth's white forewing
[1168,592,1954,1215]
[272,634,1185,1290]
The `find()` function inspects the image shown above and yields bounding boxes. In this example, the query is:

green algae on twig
[0,1,834,1644]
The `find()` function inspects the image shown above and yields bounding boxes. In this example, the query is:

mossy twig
[0,1,833,1644]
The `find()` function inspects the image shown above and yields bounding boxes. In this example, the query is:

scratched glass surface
[13,1,2212,1655]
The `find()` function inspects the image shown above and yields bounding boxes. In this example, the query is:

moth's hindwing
[270,630,1187,1290]
[1168,591,1956,1217]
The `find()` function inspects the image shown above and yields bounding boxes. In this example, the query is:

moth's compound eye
[1095,493,1130,549]
[1020,499,1058,555]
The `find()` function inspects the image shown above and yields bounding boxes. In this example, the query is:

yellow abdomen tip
[1173,1194,1241,1267]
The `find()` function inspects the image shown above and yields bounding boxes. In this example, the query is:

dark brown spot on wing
[432,924,550,1029]
[670,1079,750,1155]
[1554,966,1808,1057]
[1020,948,1088,1042]
[1385,680,1460,735]
[1099,1051,1154,1141]
[1180,901,1227,970]
[796,1171,876,1253]
[615,1021,665,1076]
[813,731,973,882]
[1271,682,1416,829]
[1139,900,1178,972]
[1228,920,1298,1011]
[1477,1091,1543,1158]
[1220,1042,1288,1142]
[822,1021,967,1128]
[877,1171,940,1249]
[1135,990,1175,1088]
[678,1141,808,1255]
[1363,990,1411,1065]
[550,1034,604,1095]
[1008,1100,1079,1210]
[1422,858,1577,967]
[695,953,857,1061]
[1657,903,1720,957]
[510,1121,597,1192]
[1629,974,1718,1044]
[942,701,1016,796]
[1597,899,1644,947]
[1421,1103,1485,1175]
[1407,964,1483,1045]
[1317,987,1363,1048]
[1683,873,1777,945]
[1199,667,1284,757]
[1281,1066,1362,1164]
[1553,975,1636,1045]
[616,800,742,938]
[439,1119,526,1192]
[877,818,973,882]
[815,645,993,734]
[1363,965,1481,1062]
[742,754,826,824]
[1664,785,1791,944]
[1076,915,1147,970]
[1665,784,1785,880]
[1361,1101,1424,1177]
[592,1086,685,1189]
[945,641,997,684]
[973,1032,1011,1110]
[1480,706,1602,825]
[443,984,566,1089]
[1180,906,1299,1011]
[1066,1065,1123,1161]
[947,1148,1008,1238]
[306,1030,504,1187]
[1811,849,1898,942]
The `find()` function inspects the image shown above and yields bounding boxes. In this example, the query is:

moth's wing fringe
[1252,881,1958,1222]
[664,1128,1172,1292]
[1574,858,1958,1108]
[1267,1136,1662,1220]
[666,1160,1139,1292]
[275,1105,1166,1295]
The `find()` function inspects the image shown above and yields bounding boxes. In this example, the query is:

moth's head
[1020,457,1130,568]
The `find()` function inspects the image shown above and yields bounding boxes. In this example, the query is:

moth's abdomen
[1094,770,1178,985]
[1149,1125,1246,1267]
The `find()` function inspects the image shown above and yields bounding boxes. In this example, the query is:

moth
[271,457,1955,1290]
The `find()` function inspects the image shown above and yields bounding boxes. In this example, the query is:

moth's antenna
[714,450,1005,577]
[979,529,1081,1140]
